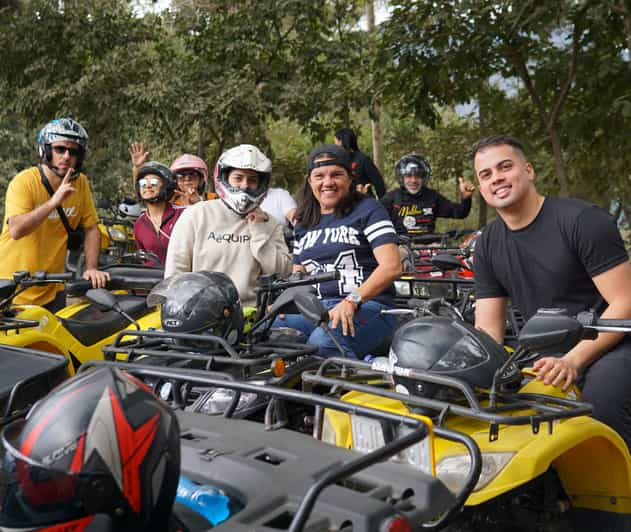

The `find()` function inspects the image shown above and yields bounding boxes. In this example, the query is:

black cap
[307,144,353,175]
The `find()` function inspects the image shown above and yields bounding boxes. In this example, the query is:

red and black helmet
[0,367,180,531]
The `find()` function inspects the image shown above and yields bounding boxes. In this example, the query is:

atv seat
[60,294,150,346]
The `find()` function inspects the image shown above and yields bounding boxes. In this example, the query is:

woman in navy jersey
[275,144,401,358]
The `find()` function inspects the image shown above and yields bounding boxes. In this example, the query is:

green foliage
[0,0,629,226]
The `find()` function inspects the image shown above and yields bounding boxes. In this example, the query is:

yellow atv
[0,267,162,374]
[299,302,631,531]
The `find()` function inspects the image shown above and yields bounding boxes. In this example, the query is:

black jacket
[381,186,472,234]
[351,150,386,198]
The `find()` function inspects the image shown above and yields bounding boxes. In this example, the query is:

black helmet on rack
[389,316,518,399]
[135,161,177,203]
[147,271,244,345]
[0,366,180,532]
[395,154,431,187]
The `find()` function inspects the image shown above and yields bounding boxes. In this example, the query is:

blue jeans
[273,298,397,359]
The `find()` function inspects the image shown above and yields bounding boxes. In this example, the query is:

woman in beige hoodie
[164,144,292,307]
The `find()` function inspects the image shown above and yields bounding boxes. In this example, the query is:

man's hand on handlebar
[82,269,110,289]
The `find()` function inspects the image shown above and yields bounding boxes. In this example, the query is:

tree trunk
[477,86,489,228]
[366,0,384,175]
[548,127,569,197]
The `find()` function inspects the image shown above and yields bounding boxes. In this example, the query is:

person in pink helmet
[129,143,217,206]
[170,153,218,205]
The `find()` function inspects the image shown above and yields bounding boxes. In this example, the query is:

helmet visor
[0,420,109,527]
[147,273,227,333]
[398,161,428,179]
[147,273,215,311]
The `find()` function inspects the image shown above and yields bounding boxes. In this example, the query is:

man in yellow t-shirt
[0,118,109,310]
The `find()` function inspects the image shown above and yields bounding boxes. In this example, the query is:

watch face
[347,293,361,304]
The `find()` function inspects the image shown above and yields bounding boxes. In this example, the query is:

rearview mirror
[294,292,329,326]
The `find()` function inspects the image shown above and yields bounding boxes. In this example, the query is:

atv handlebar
[12,271,75,285]
[256,270,340,292]
[66,275,160,296]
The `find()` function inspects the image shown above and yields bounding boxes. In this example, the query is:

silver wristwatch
[345,291,363,308]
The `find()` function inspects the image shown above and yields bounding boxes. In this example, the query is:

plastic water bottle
[176,476,231,526]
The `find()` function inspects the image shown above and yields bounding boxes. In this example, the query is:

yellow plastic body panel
[0,303,161,375]
[326,388,631,513]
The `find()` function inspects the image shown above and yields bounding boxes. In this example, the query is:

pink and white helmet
[170,154,209,194]
[214,144,272,216]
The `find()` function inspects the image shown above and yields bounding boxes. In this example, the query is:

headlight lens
[108,227,128,241]
[436,451,514,493]
[394,280,411,296]
[198,385,262,415]
[350,415,385,453]
[413,281,452,298]
[350,415,433,475]
[321,412,338,446]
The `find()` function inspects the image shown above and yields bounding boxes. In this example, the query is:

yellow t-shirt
[0,166,98,306]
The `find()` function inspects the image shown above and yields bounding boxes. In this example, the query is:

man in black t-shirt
[473,135,631,450]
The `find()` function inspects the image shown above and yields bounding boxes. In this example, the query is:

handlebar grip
[66,279,93,295]
[308,271,340,284]
[33,271,75,282]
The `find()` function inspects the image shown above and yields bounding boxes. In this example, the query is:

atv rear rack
[301,357,593,442]
[0,345,69,427]
[80,360,480,531]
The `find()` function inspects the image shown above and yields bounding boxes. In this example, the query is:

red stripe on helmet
[109,389,160,514]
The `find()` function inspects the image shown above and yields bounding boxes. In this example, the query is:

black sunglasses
[176,171,202,180]
[52,146,81,157]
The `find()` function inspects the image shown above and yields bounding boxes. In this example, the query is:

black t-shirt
[381,186,472,235]
[474,197,629,321]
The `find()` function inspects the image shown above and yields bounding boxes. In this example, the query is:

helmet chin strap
[46,163,67,179]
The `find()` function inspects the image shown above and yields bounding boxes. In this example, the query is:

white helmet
[118,199,144,218]
[214,144,271,216]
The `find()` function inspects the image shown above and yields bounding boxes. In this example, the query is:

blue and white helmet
[37,118,89,173]
[213,144,271,216]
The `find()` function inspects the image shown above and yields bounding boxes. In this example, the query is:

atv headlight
[198,385,262,415]
[350,415,433,475]
[394,424,433,474]
[436,451,514,493]
[108,227,128,242]
[394,280,411,297]
[413,281,452,299]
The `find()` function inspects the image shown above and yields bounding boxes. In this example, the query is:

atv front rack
[80,360,480,531]
[104,329,317,377]
[301,358,593,442]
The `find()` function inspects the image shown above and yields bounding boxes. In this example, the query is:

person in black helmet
[0,118,109,311]
[133,161,184,267]
[381,154,475,236]
[334,128,386,198]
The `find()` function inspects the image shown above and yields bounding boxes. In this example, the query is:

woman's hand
[174,187,202,205]
[129,142,149,168]
[329,299,357,337]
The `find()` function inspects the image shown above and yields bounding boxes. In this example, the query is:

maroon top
[133,202,184,267]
